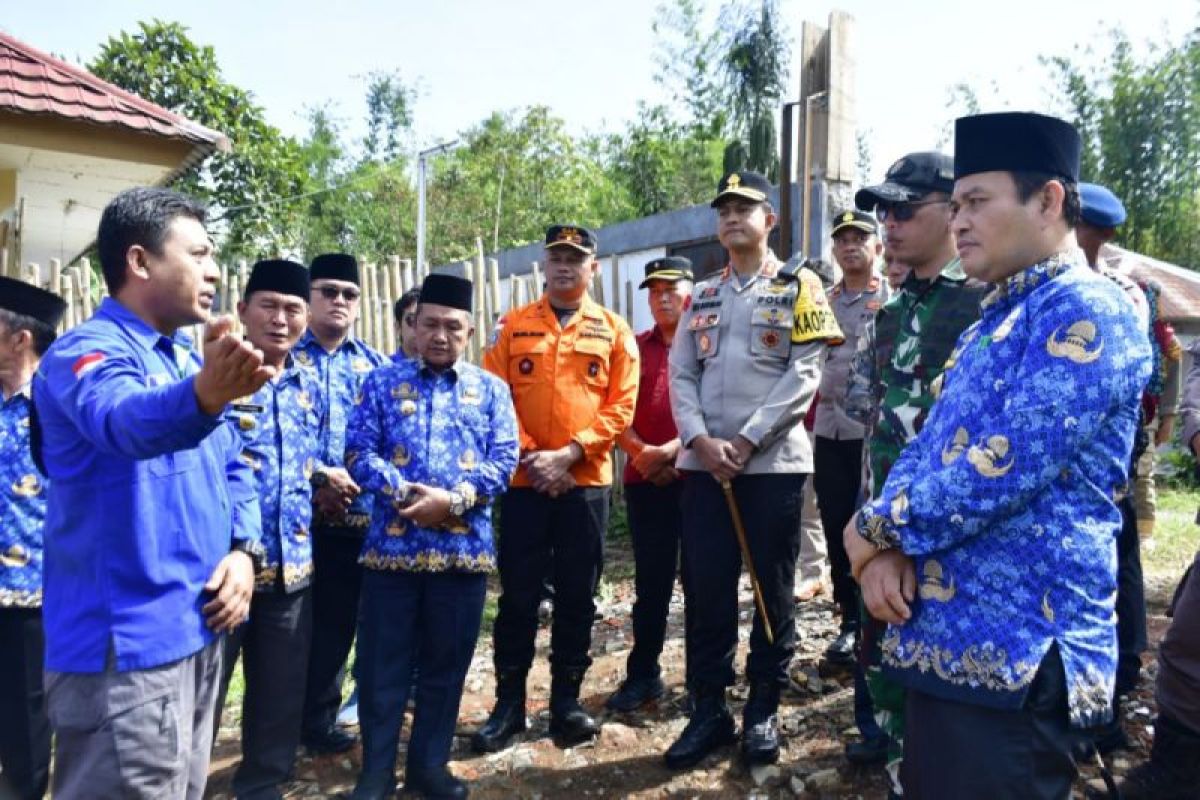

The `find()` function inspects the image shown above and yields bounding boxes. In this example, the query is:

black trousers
[302,528,363,739]
[1114,494,1148,695]
[493,487,609,673]
[357,570,485,778]
[813,435,864,626]
[216,588,313,800]
[624,481,690,680]
[0,607,50,800]
[901,646,1080,799]
[682,472,804,688]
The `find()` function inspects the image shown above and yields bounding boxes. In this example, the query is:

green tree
[1047,29,1200,267]
[718,0,789,178]
[89,20,310,258]
[425,107,635,264]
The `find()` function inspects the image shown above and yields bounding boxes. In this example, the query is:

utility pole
[416,140,458,272]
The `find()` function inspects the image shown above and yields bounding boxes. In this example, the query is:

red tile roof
[0,30,228,150]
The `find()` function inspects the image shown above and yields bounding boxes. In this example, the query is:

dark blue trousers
[357,569,486,778]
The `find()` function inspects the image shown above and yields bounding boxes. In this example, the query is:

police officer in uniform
[666,171,842,769]
[296,253,388,754]
[0,278,65,800]
[214,259,325,800]
[474,225,639,752]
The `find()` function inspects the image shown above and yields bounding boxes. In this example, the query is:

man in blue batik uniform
[0,277,65,800]
[844,113,1152,797]
[213,259,327,800]
[295,253,388,753]
[345,274,518,800]
[33,187,268,799]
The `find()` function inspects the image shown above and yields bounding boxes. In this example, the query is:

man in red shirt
[606,257,694,712]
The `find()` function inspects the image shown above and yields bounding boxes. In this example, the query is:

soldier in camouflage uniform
[844,151,987,795]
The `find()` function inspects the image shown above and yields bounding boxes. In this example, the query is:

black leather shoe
[350,770,396,799]
[549,669,598,745]
[845,735,889,765]
[740,681,781,765]
[470,670,527,754]
[404,764,468,799]
[822,628,857,668]
[304,725,358,755]
[664,687,737,770]
[605,675,666,712]
[470,696,527,753]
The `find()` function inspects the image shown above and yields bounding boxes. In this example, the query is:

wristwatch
[448,491,468,517]
[311,468,330,489]
[231,540,266,575]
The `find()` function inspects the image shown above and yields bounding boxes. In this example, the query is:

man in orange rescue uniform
[473,224,639,753]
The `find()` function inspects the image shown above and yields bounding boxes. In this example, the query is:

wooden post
[487,259,501,327]
[530,261,542,298]
[79,257,94,319]
[625,280,634,330]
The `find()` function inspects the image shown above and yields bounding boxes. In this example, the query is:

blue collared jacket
[346,358,518,573]
[33,298,261,673]
[1,385,45,608]
[856,253,1152,727]
[293,330,386,522]
[225,361,326,593]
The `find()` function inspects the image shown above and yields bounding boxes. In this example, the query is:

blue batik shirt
[856,252,1152,728]
[1,384,45,608]
[346,358,519,573]
[225,360,326,593]
[33,298,261,672]
[293,330,386,524]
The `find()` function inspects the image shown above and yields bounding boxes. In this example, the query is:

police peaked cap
[1079,182,1127,228]
[831,209,879,236]
[419,273,473,312]
[639,256,694,288]
[244,259,310,301]
[954,112,1081,182]
[0,276,67,328]
[712,171,772,207]
[309,252,361,285]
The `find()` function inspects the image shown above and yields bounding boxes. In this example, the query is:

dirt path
[207,548,1173,799]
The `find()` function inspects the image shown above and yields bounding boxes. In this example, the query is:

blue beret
[1079,182,1126,228]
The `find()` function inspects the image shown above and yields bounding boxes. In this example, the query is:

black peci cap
[954,112,1081,182]
[309,253,361,286]
[0,276,67,328]
[244,259,310,301]
[418,273,473,312]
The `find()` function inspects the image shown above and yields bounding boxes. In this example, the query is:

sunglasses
[316,286,361,302]
[876,199,950,223]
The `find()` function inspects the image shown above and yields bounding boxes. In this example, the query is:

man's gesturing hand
[194,316,277,414]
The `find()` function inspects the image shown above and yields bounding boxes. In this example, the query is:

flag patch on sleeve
[71,352,106,379]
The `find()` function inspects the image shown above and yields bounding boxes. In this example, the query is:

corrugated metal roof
[0,30,228,150]
[1101,243,1200,323]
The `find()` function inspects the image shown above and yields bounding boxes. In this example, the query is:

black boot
[404,764,468,799]
[605,674,666,712]
[549,668,599,745]
[470,670,527,754]
[350,770,396,800]
[1108,713,1200,800]
[664,685,737,770]
[741,680,781,765]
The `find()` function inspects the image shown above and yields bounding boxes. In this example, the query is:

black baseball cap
[831,209,878,237]
[711,171,772,207]
[638,256,694,289]
[545,224,597,254]
[855,152,955,210]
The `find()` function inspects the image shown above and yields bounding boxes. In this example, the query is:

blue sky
[4,0,1197,182]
